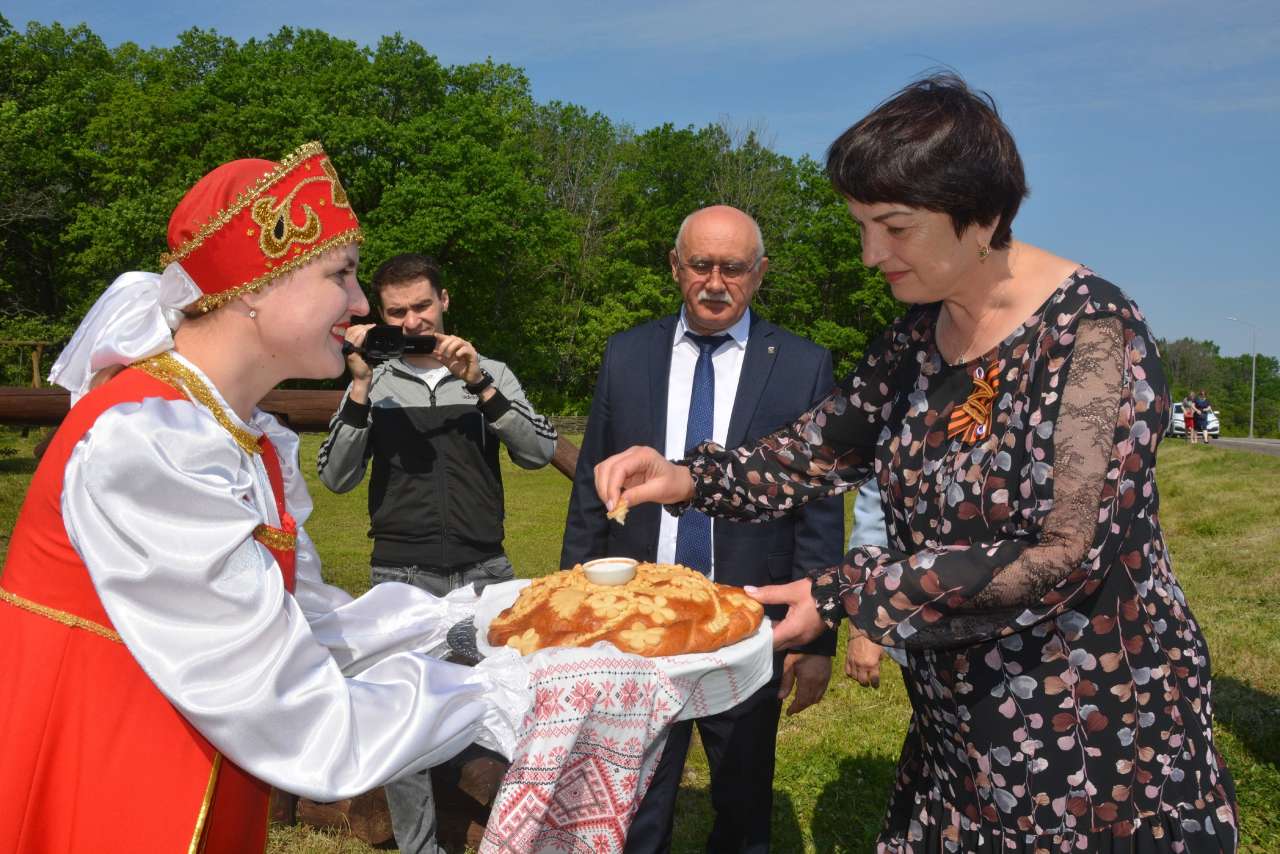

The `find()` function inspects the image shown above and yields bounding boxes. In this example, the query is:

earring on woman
[978,244,991,261]
[248,309,257,319]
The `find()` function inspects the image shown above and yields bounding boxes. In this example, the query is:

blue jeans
[371,554,514,854]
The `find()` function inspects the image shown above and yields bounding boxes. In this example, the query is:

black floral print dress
[681,270,1237,852]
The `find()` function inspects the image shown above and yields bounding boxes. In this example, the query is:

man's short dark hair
[825,72,1028,249]
[371,253,443,296]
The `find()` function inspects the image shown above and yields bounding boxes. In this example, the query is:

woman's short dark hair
[372,253,443,296]
[826,73,1028,249]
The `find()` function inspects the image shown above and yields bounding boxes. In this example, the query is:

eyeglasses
[674,251,762,282]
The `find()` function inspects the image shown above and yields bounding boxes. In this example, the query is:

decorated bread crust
[487,562,764,657]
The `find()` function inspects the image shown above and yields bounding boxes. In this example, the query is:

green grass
[2,430,1277,852]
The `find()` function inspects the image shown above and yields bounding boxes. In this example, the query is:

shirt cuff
[339,397,370,428]
[476,388,512,421]
[808,567,846,631]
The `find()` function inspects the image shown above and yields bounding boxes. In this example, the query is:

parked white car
[1168,401,1220,439]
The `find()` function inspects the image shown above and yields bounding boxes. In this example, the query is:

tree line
[0,18,897,412]
[2,18,1275,436]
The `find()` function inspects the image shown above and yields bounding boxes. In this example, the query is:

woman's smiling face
[251,243,369,380]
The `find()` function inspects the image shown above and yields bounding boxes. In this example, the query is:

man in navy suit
[560,206,843,853]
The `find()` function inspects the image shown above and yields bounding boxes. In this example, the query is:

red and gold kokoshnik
[161,142,363,314]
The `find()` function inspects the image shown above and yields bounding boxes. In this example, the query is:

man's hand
[778,652,831,716]
[594,445,695,513]
[432,333,482,384]
[745,578,825,650]
[846,633,882,688]
[344,323,377,403]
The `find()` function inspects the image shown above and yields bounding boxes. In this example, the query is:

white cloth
[657,308,752,577]
[49,264,202,404]
[60,354,528,800]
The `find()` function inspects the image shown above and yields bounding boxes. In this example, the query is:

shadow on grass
[668,786,802,854]
[811,752,898,853]
[0,456,37,475]
[1214,675,1280,766]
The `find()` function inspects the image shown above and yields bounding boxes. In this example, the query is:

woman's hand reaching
[594,445,695,514]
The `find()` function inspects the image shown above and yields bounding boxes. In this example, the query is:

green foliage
[0,311,77,386]
[0,19,896,413]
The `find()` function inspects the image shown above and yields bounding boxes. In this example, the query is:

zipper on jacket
[396,363,451,567]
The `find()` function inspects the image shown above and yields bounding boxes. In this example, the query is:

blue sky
[7,0,1278,356]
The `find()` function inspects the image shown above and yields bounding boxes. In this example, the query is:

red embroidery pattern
[480,648,759,853]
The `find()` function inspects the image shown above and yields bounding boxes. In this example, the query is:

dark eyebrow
[872,210,913,223]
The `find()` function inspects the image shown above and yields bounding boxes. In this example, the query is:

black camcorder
[341,325,437,365]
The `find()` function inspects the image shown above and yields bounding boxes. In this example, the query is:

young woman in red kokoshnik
[0,143,520,852]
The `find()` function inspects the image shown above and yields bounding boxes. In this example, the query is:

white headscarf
[48,262,202,404]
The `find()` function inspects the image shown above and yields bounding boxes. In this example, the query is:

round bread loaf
[487,562,764,657]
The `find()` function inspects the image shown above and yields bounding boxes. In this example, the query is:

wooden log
[295,788,395,847]
[0,386,581,476]
[0,387,69,424]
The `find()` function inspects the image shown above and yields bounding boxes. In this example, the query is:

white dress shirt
[657,309,752,578]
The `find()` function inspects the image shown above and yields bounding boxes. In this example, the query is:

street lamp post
[1226,316,1258,439]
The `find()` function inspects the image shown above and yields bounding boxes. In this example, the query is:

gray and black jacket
[317,356,557,569]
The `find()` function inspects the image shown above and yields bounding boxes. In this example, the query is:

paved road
[1211,437,1280,457]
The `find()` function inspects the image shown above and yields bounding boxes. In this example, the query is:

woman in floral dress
[595,75,1237,852]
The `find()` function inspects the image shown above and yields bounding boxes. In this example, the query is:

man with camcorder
[317,252,557,854]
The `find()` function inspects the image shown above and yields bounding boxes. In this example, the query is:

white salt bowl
[582,557,639,586]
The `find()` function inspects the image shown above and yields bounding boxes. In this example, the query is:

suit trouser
[372,555,515,854]
[624,677,783,854]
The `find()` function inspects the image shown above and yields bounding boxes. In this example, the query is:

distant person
[317,253,557,854]
[561,205,843,854]
[1183,392,1199,442]
[1195,389,1213,443]
[594,75,1238,852]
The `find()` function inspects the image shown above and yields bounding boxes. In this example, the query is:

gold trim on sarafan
[131,353,262,456]
[188,752,223,854]
[0,587,124,643]
[189,230,363,314]
[253,525,297,551]
[162,142,326,267]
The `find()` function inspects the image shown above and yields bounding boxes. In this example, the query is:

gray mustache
[697,290,732,305]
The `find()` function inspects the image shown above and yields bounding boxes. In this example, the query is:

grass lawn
[2,431,1277,852]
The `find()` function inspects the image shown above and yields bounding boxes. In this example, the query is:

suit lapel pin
[767,345,776,354]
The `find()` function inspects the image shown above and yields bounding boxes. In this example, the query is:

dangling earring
[978,244,991,261]
[248,309,257,319]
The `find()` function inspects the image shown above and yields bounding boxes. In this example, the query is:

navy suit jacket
[560,312,843,657]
